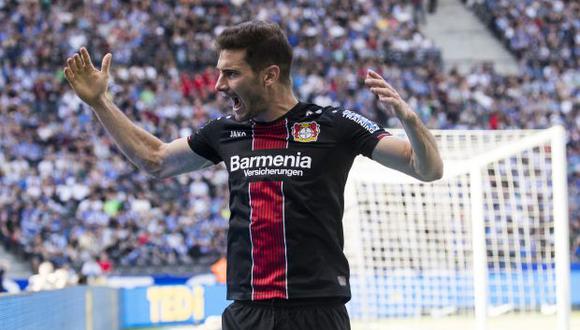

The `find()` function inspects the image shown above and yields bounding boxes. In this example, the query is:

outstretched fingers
[365,70,400,98]
[370,86,399,100]
[64,49,112,83]
[80,48,95,70]
[63,67,74,82]
[66,48,101,74]
[367,69,383,79]
[366,69,411,117]
[73,54,85,71]
[370,88,399,112]
[367,80,399,97]
[365,77,390,89]
[101,53,112,75]
[66,57,79,73]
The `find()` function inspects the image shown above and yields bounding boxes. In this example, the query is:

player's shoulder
[328,107,384,135]
[302,103,375,126]
[293,102,346,121]
[293,103,381,131]
[198,115,240,131]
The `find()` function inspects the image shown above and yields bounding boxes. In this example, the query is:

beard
[232,86,269,122]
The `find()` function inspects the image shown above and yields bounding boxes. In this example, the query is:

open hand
[365,69,414,121]
[64,48,112,106]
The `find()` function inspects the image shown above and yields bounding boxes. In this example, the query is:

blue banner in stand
[121,284,229,328]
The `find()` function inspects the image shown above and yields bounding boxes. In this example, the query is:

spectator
[0,261,6,293]
[0,0,577,274]
[412,0,427,25]
[80,256,103,284]
[428,0,438,14]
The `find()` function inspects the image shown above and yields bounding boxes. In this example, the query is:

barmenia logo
[230,153,312,177]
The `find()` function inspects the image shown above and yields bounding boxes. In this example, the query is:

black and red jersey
[188,102,390,301]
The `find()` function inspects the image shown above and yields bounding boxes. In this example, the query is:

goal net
[343,127,570,330]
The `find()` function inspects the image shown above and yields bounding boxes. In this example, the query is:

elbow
[429,164,444,182]
[141,147,167,179]
[419,161,444,182]
[142,159,165,179]
[146,168,166,180]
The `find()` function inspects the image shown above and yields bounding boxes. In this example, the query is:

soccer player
[64,20,443,330]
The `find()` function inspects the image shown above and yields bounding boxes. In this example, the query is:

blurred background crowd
[0,0,578,281]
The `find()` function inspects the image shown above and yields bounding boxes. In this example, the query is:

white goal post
[343,127,570,330]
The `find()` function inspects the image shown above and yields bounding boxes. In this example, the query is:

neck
[253,84,298,122]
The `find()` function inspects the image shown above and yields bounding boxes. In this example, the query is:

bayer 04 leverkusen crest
[292,121,320,143]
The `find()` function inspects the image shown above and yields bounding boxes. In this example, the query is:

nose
[215,74,228,92]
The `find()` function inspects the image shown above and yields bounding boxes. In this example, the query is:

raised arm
[63,48,212,178]
[365,69,443,182]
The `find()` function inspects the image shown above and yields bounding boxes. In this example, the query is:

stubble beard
[233,87,268,122]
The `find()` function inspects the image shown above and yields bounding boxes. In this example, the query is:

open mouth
[232,96,242,111]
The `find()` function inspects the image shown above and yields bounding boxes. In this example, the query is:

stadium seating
[0,0,577,277]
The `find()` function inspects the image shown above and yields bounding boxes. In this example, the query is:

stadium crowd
[469,0,577,72]
[467,0,579,260]
[0,0,578,278]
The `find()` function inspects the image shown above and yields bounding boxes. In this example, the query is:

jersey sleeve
[336,109,391,158]
[187,119,223,164]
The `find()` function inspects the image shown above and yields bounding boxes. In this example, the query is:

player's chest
[218,119,343,180]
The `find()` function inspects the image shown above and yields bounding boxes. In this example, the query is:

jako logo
[230,131,246,138]
[230,153,312,171]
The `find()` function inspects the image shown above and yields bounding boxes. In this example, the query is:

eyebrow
[216,66,242,72]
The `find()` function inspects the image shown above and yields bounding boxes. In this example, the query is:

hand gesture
[365,69,414,121]
[64,48,112,106]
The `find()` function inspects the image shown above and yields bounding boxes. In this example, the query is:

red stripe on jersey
[248,119,289,300]
[252,119,289,150]
[249,181,287,300]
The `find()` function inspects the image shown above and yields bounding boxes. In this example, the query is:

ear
[262,65,280,87]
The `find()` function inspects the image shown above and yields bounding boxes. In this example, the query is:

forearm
[400,113,443,181]
[89,94,164,173]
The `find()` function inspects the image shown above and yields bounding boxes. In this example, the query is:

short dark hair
[216,20,293,85]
